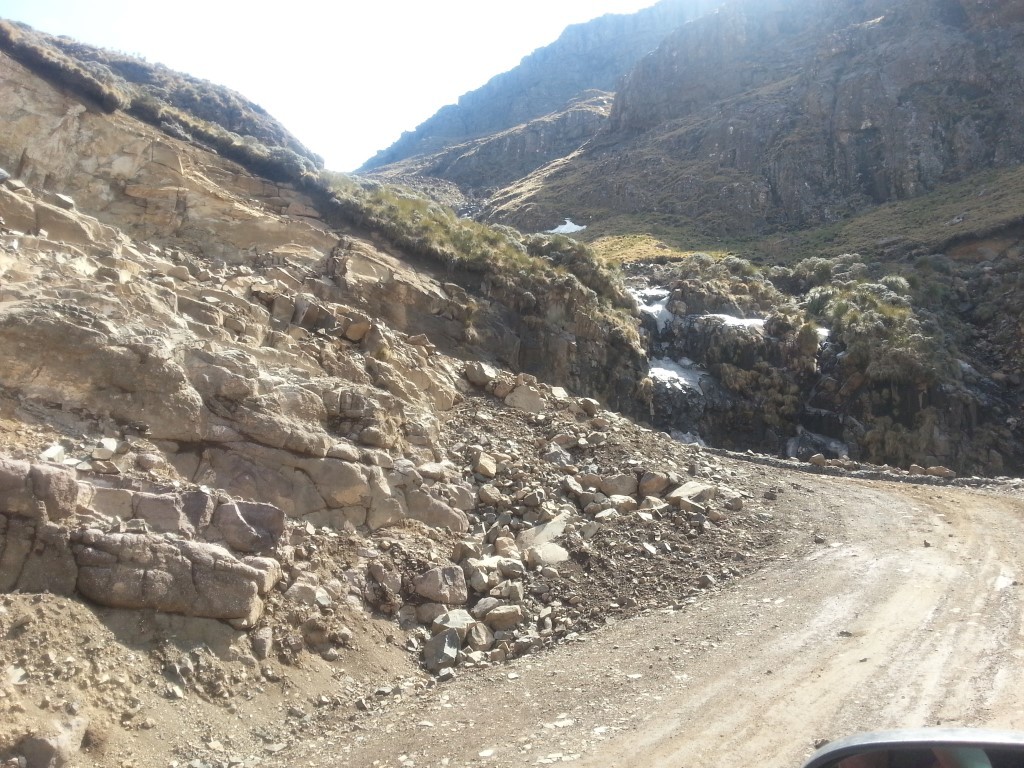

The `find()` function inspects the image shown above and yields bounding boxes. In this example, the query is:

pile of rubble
[804,452,957,478]
[370,364,764,674]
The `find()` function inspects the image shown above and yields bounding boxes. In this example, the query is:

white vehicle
[804,730,1024,768]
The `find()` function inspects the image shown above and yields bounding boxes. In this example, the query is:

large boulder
[74,532,264,624]
[17,715,90,768]
[413,566,468,605]
[404,490,469,532]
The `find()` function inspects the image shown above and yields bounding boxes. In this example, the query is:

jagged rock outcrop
[0,18,322,176]
[0,46,645,412]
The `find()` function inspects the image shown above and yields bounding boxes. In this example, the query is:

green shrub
[803,276,954,386]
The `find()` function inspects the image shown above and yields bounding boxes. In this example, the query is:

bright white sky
[0,0,659,171]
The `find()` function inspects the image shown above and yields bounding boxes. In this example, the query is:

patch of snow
[816,326,831,342]
[629,287,674,332]
[649,357,709,391]
[546,218,587,234]
[958,359,978,376]
[634,287,670,302]
[671,430,706,447]
[706,314,765,329]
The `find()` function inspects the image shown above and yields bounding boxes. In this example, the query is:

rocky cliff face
[486,0,1024,235]
[0,43,655,655]
[359,0,722,175]
[626,240,1024,477]
[369,92,614,201]
[0,45,644,404]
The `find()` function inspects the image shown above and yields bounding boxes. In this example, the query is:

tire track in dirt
[577,482,1024,768]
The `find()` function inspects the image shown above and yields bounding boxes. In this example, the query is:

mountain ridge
[357,0,722,173]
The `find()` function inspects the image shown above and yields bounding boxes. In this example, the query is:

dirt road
[292,476,1024,768]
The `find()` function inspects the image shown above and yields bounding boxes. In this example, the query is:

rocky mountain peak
[358,0,723,173]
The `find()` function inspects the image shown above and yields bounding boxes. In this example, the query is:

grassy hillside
[582,164,1024,268]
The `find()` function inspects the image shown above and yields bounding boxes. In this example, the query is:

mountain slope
[4,16,1024,768]
[365,90,615,204]
[358,0,722,175]
[483,0,1024,237]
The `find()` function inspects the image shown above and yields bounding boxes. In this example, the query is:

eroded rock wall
[0,457,278,623]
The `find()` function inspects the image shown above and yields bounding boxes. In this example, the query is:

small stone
[474,453,498,479]
[166,684,185,699]
[478,484,503,505]
[414,566,468,605]
[484,605,524,631]
[423,628,460,672]
[505,385,545,414]
[250,627,274,660]
[600,474,638,497]
[667,481,718,506]
[470,596,504,619]
[638,471,671,497]
[431,609,476,640]
[466,622,495,652]
[525,542,569,569]
[39,444,66,463]
[724,496,744,512]
[465,362,498,386]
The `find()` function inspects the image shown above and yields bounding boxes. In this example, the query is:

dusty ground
[273,475,1024,768]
